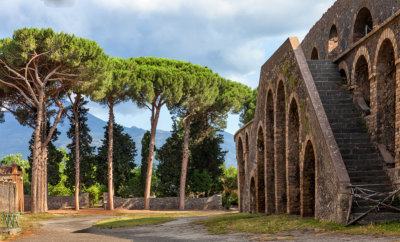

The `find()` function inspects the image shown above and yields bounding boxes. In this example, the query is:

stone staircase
[307,60,400,223]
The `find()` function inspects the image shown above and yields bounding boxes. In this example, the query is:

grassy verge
[194,213,400,237]
[94,211,225,229]
[95,216,174,228]
[1,213,60,241]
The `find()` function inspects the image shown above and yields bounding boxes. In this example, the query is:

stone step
[308,60,395,223]
[353,212,400,224]
[340,147,380,155]
[351,207,397,214]
[327,113,361,119]
[346,165,385,172]
[350,176,390,184]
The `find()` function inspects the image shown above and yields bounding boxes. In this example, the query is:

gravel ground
[10,215,400,241]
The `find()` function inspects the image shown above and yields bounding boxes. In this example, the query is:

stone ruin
[235,0,400,224]
[0,165,24,213]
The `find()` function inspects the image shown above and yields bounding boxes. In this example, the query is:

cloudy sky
[0,0,335,134]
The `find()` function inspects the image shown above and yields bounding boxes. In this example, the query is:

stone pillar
[367,73,378,141]
[394,61,400,183]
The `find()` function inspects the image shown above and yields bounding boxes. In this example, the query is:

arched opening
[287,99,300,215]
[301,140,316,217]
[250,177,256,213]
[275,81,287,213]
[328,25,338,54]
[353,7,373,43]
[256,127,265,213]
[311,47,319,60]
[354,56,370,106]
[237,138,245,212]
[265,91,275,214]
[339,69,348,84]
[376,39,396,156]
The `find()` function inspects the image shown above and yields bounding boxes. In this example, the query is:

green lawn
[94,211,226,229]
[194,213,400,237]
[94,216,174,228]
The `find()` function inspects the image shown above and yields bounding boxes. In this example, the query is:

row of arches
[347,30,398,157]
[237,83,317,217]
[311,6,374,60]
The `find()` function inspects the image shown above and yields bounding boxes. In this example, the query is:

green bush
[83,183,107,206]
[48,182,73,196]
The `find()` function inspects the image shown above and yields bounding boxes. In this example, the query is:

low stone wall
[103,193,223,210]
[24,193,89,211]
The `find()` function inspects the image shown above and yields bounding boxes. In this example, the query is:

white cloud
[0,0,336,131]
[96,0,185,13]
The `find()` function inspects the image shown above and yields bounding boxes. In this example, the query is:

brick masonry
[24,193,89,211]
[103,193,223,210]
[235,0,400,224]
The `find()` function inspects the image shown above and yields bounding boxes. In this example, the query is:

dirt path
[10,215,400,241]
[11,216,248,242]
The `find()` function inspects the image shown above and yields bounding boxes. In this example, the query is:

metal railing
[346,184,400,226]
[1,212,19,229]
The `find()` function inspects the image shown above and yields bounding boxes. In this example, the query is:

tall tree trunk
[31,100,43,214]
[107,99,114,210]
[179,118,191,210]
[42,146,48,212]
[73,94,81,211]
[144,107,161,210]
[42,105,48,212]
[74,119,80,211]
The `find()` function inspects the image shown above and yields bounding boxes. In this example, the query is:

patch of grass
[20,213,60,222]
[0,213,60,241]
[95,216,174,229]
[194,213,400,237]
[94,211,225,229]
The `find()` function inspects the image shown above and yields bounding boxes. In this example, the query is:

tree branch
[44,97,64,147]
[43,65,62,86]
[0,78,37,107]
[0,105,35,129]
[0,59,39,105]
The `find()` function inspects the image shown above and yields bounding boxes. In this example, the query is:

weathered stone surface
[0,181,17,213]
[103,193,223,210]
[24,193,89,211]
[235,0,400,224]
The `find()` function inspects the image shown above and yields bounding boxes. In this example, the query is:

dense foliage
[96,119,137,197]
[0,28,252,212]
[239,88,258,126]
[65,98,97,189]
[156,119,225,197]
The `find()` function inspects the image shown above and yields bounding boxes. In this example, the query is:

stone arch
[328,24,339,54]
[275,80,287,213]
[237,137,245,212]
[311,47,319,60]
[265,89,275,214]
[352,6,374,43]
[301,140,316,217]
[374,28,398,72]
[352,46,372,82]
[375,37,396,156]
[352,47,372,106]
[338,61,350,84]
[287,97,300,215]
[256,124,266,213]
[250,176,256,213]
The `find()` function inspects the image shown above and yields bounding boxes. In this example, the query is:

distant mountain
[0,112,237,167]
